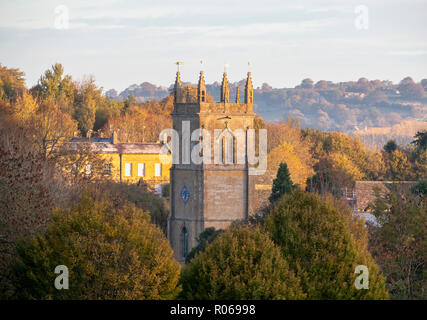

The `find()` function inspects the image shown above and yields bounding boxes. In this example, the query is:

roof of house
[354,181,415,211]
[64,138,169,154]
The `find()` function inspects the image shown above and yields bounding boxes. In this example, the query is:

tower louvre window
[182,226,188,258]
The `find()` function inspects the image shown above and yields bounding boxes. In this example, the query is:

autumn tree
[385,149,410,180]
[180,225,305,300]
[368,185,426,299]
[398,77,425,99]
[31,63,75,114]
[0,64,26,101]
[55,141,111,185]
[265,190,389,299]
[0,124,67,298]
[73,76,107,136]
[83,181,170,234]
[29,100,78,159]
[101,95,173,143]
[13,194,181,299]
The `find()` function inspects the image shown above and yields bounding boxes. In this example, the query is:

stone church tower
[168,69,256,262]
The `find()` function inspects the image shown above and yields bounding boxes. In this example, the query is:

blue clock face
[180,185,190,205]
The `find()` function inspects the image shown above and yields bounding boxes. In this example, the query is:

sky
[0,0,426,93]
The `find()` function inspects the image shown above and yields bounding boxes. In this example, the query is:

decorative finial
[200,60,204,71]
[176,61,184,72]
[248,61,251,72]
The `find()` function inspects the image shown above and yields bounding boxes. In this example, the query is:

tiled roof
[65,138,169,154]
[354,181,415,211]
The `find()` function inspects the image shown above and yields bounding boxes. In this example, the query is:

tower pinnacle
[245,72,253,104]
[198,71,206,102]
[221,72,230,103]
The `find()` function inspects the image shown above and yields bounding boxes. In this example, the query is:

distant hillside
[107,82,169,102]
[113,77,427,133]
[352,120,427,150]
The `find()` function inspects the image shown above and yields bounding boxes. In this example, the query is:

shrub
[265,190,389,299]
[13,194,180,299]
[180,225,305,300]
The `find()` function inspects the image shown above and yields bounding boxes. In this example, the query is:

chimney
[111,131,118,144]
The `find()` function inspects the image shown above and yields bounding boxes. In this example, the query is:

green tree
[412,130,427,151]
[412,179,427,196]
[31,63,75,113]
[13,194,180,299]
[269,162,295,204]
[185,227,223,263]
[0,64,26,101]
[384,140,398,154]
[386,149,409,180]
[368,185,426,299]
[180,225,305,300]
[73,76,106,136]
[265,190,389,299]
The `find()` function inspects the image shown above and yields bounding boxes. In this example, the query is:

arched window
[216,129,235,165]
[226,135,234,164]
[182,226,188,258]
[201,90,205,102]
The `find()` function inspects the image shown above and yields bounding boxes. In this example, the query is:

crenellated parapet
[173,71,254,115]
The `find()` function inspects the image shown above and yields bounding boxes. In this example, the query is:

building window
[181,226,188,258]
[85,164,92,176]
[155,163,162,177]
[104,163,112,176]
[138,163,145,177]
[125,163,132,177]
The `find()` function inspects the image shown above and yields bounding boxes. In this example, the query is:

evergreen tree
[265,190,389,299]
[384,140,398,154]
[269,162,295,204]
[369,185,426,299]
[185,227,223,263]
[180,225,305,300]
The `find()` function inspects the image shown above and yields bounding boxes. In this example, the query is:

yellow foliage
[330,152,364,181]
[13,92,38,122]
[268,142,314,187]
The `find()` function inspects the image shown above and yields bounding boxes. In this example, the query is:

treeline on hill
[251,77,426,131]
[1,62,425,300]
[110,75,427,139]
[0,63,173,143]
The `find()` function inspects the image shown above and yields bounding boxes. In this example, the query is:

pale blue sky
[0,0,426,92]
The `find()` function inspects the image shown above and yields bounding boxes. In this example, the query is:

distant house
[347,181,416,226]
[62,132,172,194]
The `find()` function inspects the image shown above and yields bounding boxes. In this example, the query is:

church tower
[168,68,256,262]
